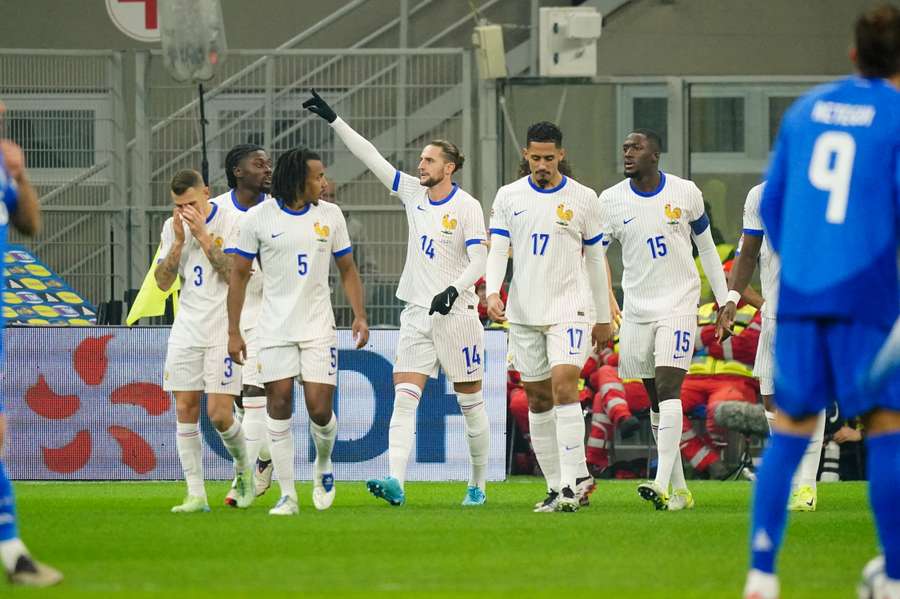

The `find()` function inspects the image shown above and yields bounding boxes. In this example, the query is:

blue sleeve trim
[489,228,510,238]
[583,232,604,246]
[690,212,710,235]
[742,228,764,237]
[391,170,401,193]
[333,246,353,258]
[224,247,257,260]
[465,238,484,247]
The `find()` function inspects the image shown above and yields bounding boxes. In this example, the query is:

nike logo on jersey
[673,354,685,360]
[416,205,426,211]
[513,210,527,216]
[623,217,636,225]
[271,232,285,238]
[563,445,578,451]
[466,367,479,375]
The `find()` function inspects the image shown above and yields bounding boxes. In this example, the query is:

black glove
[429,286,459,315]
[302,89,337,123]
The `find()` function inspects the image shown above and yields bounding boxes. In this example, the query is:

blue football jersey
[0,156,18,337]
[760,76,900,327]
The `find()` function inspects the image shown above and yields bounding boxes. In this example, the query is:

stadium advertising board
[3,327,507,481]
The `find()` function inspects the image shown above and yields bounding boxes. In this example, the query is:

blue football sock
[867,431,900,580]
[749,431,809,573]
[0,461,18,542]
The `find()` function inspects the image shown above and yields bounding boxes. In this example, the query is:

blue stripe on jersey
[690,212,710,235]
[583,232,604,246]
[333,246,353,258]
[224,247,257,260]
[229,189,264,212]
[743,228,764,237]
[527,175,567,194]
[429,183,458,206]
[391,170,401,192]
[205,202,219,223]
[465,238,484,247]
[279,201,311,216]
[489,228,510,238]
[629,171,666,198]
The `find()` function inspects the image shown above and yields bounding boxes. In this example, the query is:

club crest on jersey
[441,213,458,235]
[664,203,682,225]
[214,236,224,249]
[314,221,330,242]
[556,203,573,226]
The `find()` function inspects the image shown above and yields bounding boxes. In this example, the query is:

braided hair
[225,143,265,189]
[271,146,321,205]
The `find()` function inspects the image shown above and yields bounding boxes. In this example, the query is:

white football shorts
[163,344,242,396]
[618,314,698,379]
[394,304,484,383]
[508,321,592,382]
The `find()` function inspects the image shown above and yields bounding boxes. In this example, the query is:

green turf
[7,479,877,597]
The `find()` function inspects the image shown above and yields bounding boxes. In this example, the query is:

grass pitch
[9,479,876,597]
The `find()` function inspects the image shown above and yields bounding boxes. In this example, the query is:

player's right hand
[172,208,186,244]
[715,301,737,342]
[486,293,506,323]
[0,140,26,181]
[302,89,337,123]
[228,332,246,365]
[592,322,613,351]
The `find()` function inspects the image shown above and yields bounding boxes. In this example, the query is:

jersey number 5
[808,131,855,224]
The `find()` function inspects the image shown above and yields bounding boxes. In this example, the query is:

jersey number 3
[808,131,855,224]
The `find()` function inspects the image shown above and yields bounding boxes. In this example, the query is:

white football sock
[528,408,560,492]
[655,399,683,492]
[217,419,249,472]
[0,538,28,572]
[649,410,686,490]
[556,402,586,492]
[794,410,826,490]
[176,421,205,498]
[310,412,337,474]
[241,395,269,465]
[389,383,420,488]
[267,415,296,500]
[457,391,490,490]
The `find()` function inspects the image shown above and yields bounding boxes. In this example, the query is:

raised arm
[155,213,185,292]
[303,90,397,189]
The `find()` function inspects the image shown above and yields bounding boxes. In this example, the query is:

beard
[421,172,445,188]
[533,170,552,187]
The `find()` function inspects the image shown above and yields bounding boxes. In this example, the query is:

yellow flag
[126,246,180,325]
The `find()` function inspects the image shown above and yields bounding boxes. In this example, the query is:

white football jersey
[489,175,601,326]
[598,172,706,323]
[741,182,780,317]
[213,189,268,332]
[158,200,239,347]
[392,172,486,315]
[230,199,351,347]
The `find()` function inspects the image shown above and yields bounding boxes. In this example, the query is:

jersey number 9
[808,131,855,225]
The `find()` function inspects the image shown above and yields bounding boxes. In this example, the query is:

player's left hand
[180,204,209,243]
[715,301,737,342]
[428,286,459,315]
[302,89,337,123]
[609,291,623,331]
[228,331,247,365]
[591,322,613,351]
[352,316,369,349]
